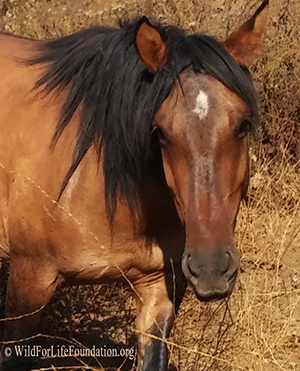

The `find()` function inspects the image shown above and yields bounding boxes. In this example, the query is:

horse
[0,1,268,370]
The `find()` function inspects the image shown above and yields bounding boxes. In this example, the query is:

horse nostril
[187,257,198,278]
[221,251,231,275]
[182,252,199,280]
[222,249,239,278]
[182,248,239,283]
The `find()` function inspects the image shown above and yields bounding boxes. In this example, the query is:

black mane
[30,19,259,222]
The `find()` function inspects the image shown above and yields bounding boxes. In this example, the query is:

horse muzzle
[181,246,240,302]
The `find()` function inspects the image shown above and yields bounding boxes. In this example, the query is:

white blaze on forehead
[193,90,209,120]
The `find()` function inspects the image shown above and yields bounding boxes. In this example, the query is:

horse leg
[0,256,60,371]
[134,271,186,371]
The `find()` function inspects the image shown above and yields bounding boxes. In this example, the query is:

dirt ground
[0,0,300,370]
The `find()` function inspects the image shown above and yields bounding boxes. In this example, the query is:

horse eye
[152,126,169,147]
[235,118,253,139]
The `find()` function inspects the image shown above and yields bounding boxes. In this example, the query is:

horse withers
[0,1,269,370]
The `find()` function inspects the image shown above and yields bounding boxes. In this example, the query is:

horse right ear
[135,16,169,73]
[223,0,269,65]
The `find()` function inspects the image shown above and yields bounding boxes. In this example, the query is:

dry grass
[0,0,300,370]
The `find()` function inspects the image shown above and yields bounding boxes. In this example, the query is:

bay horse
[0,1,268,370]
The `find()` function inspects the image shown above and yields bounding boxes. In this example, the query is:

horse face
[135,1,268,301]
[154,71,251,300]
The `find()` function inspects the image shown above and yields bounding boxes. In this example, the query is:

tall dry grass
[0,0,299,370]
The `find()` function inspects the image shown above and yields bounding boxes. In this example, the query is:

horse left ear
[223,0,269,65]
[135,16,169,73]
